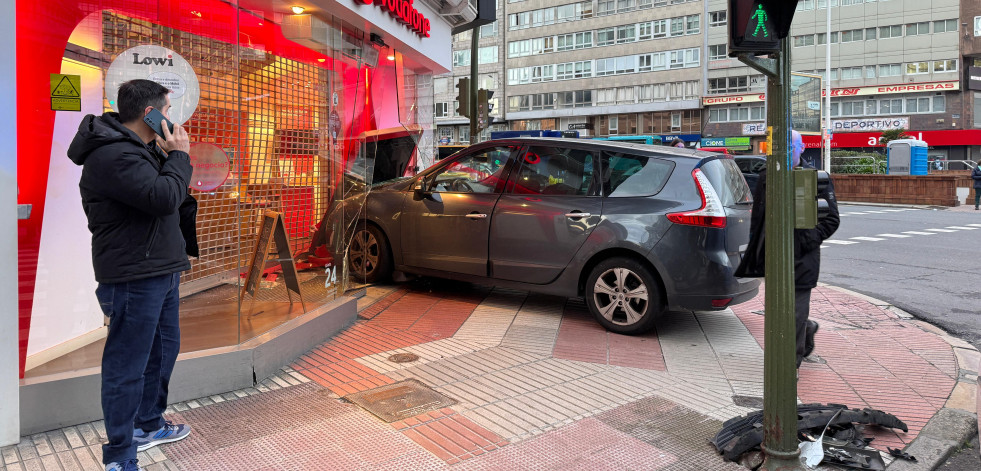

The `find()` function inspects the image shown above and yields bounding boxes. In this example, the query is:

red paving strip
[359,287,411,319]
[552,301,667,370]
[392,408,509,464]
[407,298,478,339]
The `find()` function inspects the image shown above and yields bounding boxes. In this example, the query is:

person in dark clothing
[67,79,195,471]
[736,131,840,369]
[669,137,686,148]
[972,160,981,210]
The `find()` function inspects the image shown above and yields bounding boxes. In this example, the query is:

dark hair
[117,79,169,123]
[669,138,684,147]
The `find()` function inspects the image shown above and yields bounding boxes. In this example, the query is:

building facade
[705,0,977,164]
[12,0,463,438]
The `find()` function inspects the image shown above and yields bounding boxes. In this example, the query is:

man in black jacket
[736,131,840,369]
[68,80,194,471]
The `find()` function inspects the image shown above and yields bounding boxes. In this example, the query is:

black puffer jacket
[67,112,194,283]
[735,168,840,289]
[972,165,981,189]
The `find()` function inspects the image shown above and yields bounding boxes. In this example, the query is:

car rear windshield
[700,158,752,207]
[602,152,674,197]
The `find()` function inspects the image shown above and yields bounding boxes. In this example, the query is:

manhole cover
[345,379,456,423]
[388,353,420,363]
[732,395,764,409]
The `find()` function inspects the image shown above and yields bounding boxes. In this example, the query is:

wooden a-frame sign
[241,210,305,314]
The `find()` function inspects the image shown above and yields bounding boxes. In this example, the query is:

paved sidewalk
[2,281,977,470]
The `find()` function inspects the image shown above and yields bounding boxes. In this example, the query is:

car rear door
[488,144,603,284]
[400,145,516,276]
[698,158,754,267]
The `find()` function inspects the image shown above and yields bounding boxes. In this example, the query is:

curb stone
[821,284,980,470]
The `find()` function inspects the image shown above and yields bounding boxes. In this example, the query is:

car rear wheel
[585,257,663,335]
[348,223,392,283]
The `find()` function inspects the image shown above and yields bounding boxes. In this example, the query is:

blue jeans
[97,272,181,464]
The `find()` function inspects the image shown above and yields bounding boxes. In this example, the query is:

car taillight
[666,168,727,228]
[711,297,733,308]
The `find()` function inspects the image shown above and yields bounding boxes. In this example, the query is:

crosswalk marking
[876,234,911,238]
[925,228,958,233]
[881,209,908,212]
[863,210,887,214]
[946,226,978,230]
[902,231,937,236]
[825,240,859,245]
[851,236,886,242]
[967,223,981,228]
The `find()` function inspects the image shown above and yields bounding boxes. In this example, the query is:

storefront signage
[50,74,81,111]
[359,0,431,38]
[700,137,752,149]
[702,94,766,106]
[970,67,981,91]
[187,143,231,192]
[568,123,591,130]
[832,117,909,132]
[105,45,200,125]
[800,130,981,148]
[704,81,959,107]
[742,123,766,135]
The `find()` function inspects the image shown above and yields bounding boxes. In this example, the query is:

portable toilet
[886,139,928,175]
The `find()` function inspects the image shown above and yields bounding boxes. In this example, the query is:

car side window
[510,146,597,196]
[602,152,674,197]
[429,146,513,194]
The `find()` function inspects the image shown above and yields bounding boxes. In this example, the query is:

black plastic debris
[711,403,908,462]
[823,443,886,470]
[888,447,917,462]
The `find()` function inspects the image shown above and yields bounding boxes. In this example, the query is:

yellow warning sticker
[51,74,81,111]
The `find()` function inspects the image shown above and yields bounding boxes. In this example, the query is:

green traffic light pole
[470,30,479,144]
[738,37,801,470]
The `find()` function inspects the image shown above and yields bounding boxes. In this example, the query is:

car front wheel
[585,257,663,335]
[348,223,392,283]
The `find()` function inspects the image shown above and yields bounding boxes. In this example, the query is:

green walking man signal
[728,0,800,56]
[751,4,769,38]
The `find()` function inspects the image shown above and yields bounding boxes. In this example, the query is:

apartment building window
[576,32,593,49]
[840,29,863,42]
[435,102,449,118]
[833,94,946,117]
[453,50,470,67]
[879,64,901,77]
[459,127,469,143]
[709,44,727,61]
[617,0,636,13]
[479,74,497,90]
[670,112,682,130]
[841,67,862,80]
[933,59,957,72]
[906,22,929,36]
[609,116,619,134]
[865,66,876,78]
[794,35,814,47]
[933,19,957,33]
[596,58,615,76]
[638,85,655,102]
[531,93,555,110]
[638,0,653,8]
[438,127,453,141]
[865,28,876,40]
[597,27,615,46]
[709,11,726,27]
[617,86,636,104]
[615,56,637,74]
[531,65,554,82]
[638,22,653,40]
[670,17,685,36]
[840,0,863,5]
[906,62,929,74]
[455,30,472,42]
[617,25,636,43]
[478,46,498,64]
[558,90,592,108]
[796,0,815,10]
[879,25,902,38]
[686,15,700,34]
[709,105,764,122]
[709,76,750,94]
[479,22,498,38]
[597,88,616,105]
[597,0,615,16]
[816,32,838,44]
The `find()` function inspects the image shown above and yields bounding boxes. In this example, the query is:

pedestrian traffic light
[477,88,493,131]
[456,77,471,118]
[728,0,800,56]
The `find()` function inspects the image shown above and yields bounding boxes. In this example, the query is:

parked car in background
[325,138,759,334]
[734,155,767,194]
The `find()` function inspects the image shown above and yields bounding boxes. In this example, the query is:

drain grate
[732,395,764,409]
[345,379,456,423]
[388,353,420,363]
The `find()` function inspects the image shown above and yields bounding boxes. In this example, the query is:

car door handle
[565,212,591,218]
[466,213,488,219]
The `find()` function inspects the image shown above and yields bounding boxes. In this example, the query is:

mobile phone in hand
[143,108,175,139]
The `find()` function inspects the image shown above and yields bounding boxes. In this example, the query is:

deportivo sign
[359,0,431,38]
[703,81,960,106]
[832,117,909,132]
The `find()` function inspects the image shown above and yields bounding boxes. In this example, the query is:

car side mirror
[413,181,442,203]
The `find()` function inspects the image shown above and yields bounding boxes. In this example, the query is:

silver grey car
[327,138,759,335]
